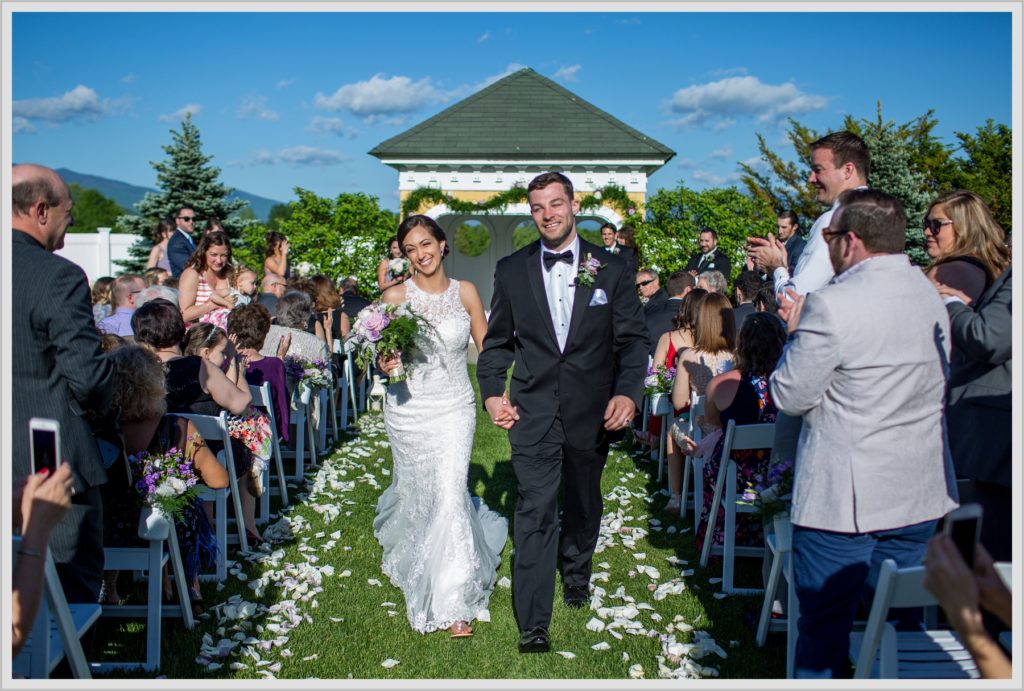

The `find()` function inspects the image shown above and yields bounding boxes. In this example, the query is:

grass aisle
[95,366,785,680]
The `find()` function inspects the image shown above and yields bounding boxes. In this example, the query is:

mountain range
[55,168,282,222]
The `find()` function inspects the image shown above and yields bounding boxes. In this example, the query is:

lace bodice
[403,278,471,394]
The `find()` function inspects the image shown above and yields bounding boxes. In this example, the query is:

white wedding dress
[373,278,508,633]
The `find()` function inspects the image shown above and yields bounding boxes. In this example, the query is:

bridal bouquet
[643,364,676,397]
[348,301,425,383]
[284,355,332,393]
[737,458,794,523]
[129,447,200,520]
[387,257,410,279]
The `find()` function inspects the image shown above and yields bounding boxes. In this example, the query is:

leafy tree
[948,120,1012,236]
[266,202,295,232]
[638,184,777,284]
[67,183,125,233]
[276,188,398,296]
[115,113,255,272]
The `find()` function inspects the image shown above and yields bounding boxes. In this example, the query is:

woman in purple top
[227,303,290,443]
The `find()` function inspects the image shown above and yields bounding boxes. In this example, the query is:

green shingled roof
[369,68,675,163]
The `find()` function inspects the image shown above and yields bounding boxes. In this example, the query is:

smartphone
[29,417,62,475]
[943,503,983,568]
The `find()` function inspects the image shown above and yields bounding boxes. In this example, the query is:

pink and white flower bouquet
[347,302,425,383]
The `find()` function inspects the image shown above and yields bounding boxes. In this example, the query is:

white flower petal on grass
[708,577,722,584]
[340,570,351,578]
[381,601,397,607]
[597,562,610,569]
[555,651,576,659]
[591,641,611,651]
[628,663,644,678]
[497,576,512,588]
[367,578,382,586]
[585,617,605,632]
[632,552,646,560]
[381,658,401,668]
[476,609,491,623]
[303,653,320,661]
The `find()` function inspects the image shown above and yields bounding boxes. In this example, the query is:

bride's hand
[484,395,519,430]
[377,352,401,375]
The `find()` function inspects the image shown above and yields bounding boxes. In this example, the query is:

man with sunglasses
[167,205,198,279]
[635,268,666,312]
[770,189,957,678]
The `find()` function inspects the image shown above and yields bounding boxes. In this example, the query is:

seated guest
[290,278,331,348]
[636,268,667,312]
[671,292,736,421]
[91,275,115,323]
[310,275,350,346]
[696,269,727,295]
[645,270,695,358]
[753,283,779,315]
[131,299,261,544]
[261,290,331,363]
[143,266,170,287]
[98,273,145,337]
[340,276,370,321]
[136,284,179,309]
[257,272,287,318]
[228,304,290,446]
[178,231,236,328]
[678,313,786,553]
[731,270,761,331]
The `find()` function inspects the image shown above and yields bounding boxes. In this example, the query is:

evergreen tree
[115,113,254,272]
[949,120,1012,236]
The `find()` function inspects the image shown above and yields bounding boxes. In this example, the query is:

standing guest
[91,275,115,322]
[599,222,619,253]
[731,270,761,330]
[752,283,779,315]
[923,189,1010,304]
[166,206,198,279]
[685,228,732,282]
[257,272,288,318]
[645,270,695,357]
[340,276,371,321]
[228,304,291,447]
[635,268,667,312]
[12,163,113,604]
[936,266,1012,563]
[377,236,409,292]
[143,266,170,287]
[310,274,351,345]
[670,292,735,424]
[770,189,958,679]
[477,171,648,653]
[263,231,291,281]
[178,230,236,327]
[203,217,225,235]
[146,218,175,272]
[696,269,727,295]
[615,224,640,276]
[97,274,145,337]
[776,210,806,273]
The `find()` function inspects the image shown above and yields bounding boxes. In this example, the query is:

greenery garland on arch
[400,182,639,220]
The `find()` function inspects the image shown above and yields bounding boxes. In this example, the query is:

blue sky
[10,10,1014,212]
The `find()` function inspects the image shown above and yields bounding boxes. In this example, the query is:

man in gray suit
[12,164,114,604]
[770,189,959,678]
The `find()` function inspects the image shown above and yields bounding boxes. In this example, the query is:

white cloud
[740,155,768,172]
[239,145,348,167]
[13,117,37,134]
[710,145,733,159]
[473,63,529,92]
[277,78,296,89]
[676,157,697,170]
[306,115,357,138]
[237,96,279,121]
[314,73,448,120]
[159,103,202,122]
[667,75,827,130]
[711,66,749,78]
[120,73,137,84]
[712,118,736,132]
[554,64,582,83]
[691,169,742,186]
[13,84,109,123]
[478,31,491,43]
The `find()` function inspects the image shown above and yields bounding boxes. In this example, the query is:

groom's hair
[528,171,574,201]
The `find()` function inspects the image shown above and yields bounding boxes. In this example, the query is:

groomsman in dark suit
[478,172,648,654]
[11,164,113,604]
[685,227,731,281]
[166,205,198,278]
[777,210,806,273]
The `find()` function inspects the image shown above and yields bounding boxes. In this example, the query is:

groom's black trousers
[510,411,608,631]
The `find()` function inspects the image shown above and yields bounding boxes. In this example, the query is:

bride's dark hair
[396,215,450,259]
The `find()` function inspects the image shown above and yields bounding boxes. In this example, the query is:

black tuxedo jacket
[477,239,648,450]
[645,296,682,357]
[685,248,731,281]
[167,228,196,278]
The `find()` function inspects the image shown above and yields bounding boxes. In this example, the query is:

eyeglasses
[923,218,953,235]
[821,227,851,242]
[635,278,656,288]
[177,216,194,222]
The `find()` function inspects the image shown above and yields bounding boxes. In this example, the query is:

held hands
[603,395,636,431]
[484,393,519,430]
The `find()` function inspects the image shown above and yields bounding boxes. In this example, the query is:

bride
[374,214,508,638]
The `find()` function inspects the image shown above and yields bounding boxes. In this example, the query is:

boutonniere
[575,253,605,288]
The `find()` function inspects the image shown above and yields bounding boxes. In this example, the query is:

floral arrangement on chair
[284,356,332,394]
[129,446,201,520]
[643,364,676,397]
[738,458,794,523]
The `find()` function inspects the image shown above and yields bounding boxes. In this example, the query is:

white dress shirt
[541,236,580,352]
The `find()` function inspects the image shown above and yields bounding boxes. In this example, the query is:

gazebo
[369,67,676,307]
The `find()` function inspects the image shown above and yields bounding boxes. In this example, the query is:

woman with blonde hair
[670,292,735,426]
[91,275,115,323]
[924,190,1010,302]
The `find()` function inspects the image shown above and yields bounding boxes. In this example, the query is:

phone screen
[949,517,979,568]
[32,427,59,475]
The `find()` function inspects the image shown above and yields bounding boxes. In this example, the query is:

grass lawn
[92,365,786,680]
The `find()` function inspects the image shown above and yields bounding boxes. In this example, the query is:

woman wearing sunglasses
[923,190,1009,303]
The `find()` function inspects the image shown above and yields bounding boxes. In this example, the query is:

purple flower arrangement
[575,252,605,287]
[643,364,676,397]
[284,355,331,391]
[129,446,200,520]
[347,301,425,383]
[738,458,794,522]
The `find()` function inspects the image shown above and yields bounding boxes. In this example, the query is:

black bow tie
[543,250,574,270]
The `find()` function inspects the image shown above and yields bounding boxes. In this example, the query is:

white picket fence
[55,228,144,285]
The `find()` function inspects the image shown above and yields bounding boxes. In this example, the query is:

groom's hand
[485,395,519,430]
[603,395,636,431]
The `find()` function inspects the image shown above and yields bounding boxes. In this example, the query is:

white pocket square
[588,289,608,307]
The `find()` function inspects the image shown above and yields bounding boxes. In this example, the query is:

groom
[477,172,648,653]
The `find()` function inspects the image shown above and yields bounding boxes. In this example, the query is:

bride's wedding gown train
[373,278,508,633]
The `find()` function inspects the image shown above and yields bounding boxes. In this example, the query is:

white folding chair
[248,382,289,525]
[13,536,101,679]
[177,411,249,576]
[756,513,799,678]
[699,419,775,594]
[651,393,673,483]
[679,393,704,524]
[93,508,194,672]
[849,559,980,679]
[282,385,318,482]
[316,387,329,453]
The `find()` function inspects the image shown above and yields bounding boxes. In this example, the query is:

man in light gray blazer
[770,189,959,679]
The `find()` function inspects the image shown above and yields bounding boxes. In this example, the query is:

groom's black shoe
[563,585,589,609]
[518,627,550,653]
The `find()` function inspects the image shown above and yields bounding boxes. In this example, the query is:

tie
[543,250,574,270]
